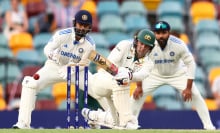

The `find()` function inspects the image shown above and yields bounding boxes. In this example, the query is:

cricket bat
[88,50,118,75]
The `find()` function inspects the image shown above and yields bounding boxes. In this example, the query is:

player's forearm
[44,42,61,58]
[132,68,149,82]
[186,79,193,90]
[136,81,142,88]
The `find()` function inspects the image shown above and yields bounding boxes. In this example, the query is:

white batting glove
[114,67,133,86]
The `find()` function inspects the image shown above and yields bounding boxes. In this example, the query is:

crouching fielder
[12,10,106,129]
[82,29,155,129]
[116,21,216,130]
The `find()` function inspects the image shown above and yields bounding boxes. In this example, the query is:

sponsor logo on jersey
[60,51,81,60]
[154,53,158,56]
[155,59,174,64]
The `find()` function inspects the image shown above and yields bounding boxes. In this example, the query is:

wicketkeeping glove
[58,65,75,80]
[47,50,60,64]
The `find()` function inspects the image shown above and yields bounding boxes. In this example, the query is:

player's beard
[157,37,168,49]
[74,27,91,38]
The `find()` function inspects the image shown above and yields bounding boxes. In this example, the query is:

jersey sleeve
[181,43,196,79]
[132,56,154,82]
[107,40,129,67]
[44,30,62,58]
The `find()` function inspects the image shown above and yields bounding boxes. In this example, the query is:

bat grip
[109,64,118,75]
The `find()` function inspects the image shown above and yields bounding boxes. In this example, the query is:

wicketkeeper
[12,10,106,129]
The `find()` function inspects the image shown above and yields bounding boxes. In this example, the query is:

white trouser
[16,60,100,127]
[84,108,138,129]
[91,69,137,127]
[131,70,215,129]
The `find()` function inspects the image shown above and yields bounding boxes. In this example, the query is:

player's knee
[92,85,112,97]
[92,75,112,97]
[22,76,38,89]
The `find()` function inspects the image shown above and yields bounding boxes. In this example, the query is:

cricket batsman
[12,10,106,129]
[115,21,216,130]
[81,29,155,129]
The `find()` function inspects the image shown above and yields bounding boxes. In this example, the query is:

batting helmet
[137,29,155,48]
[153,21,170,31]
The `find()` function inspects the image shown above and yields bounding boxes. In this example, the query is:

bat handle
[110,64,118,75]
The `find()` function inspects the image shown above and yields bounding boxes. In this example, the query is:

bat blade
[88,50,118,75]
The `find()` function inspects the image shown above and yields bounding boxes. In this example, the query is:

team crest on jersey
[78,48,84,53]
[170,51,175,56]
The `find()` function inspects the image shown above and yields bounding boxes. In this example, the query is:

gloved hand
[78,59,90,66]
[47,50,59,63]
[58,65,75,80]
[114,67,133,86]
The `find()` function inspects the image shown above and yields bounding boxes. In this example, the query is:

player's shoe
[125,121,140,130]
[81,108,101,129]
[87,120,101,129]
[204,125,216,130]
[12,121,30,129]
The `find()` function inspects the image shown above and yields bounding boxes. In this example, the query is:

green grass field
[0,129,219,133]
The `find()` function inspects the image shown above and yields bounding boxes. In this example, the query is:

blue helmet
[73,10,93,37]
[75,10,92,25]
[153,21,170,31]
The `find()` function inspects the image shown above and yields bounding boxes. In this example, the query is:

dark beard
[158,38,168,50]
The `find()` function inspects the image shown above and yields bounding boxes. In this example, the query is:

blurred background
[0,0,220,129]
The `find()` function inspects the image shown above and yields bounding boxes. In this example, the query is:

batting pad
[112,87,136,127]
[18,87,37,127]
